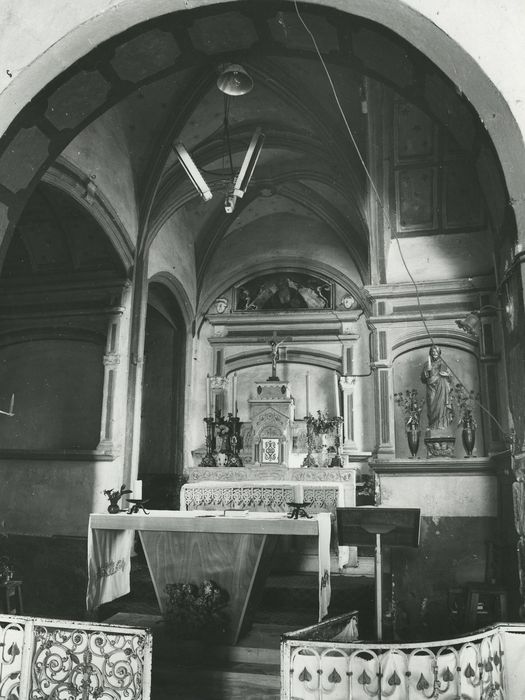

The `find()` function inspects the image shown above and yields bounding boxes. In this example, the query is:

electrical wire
[223,94,235,180]
[293,0,512,446]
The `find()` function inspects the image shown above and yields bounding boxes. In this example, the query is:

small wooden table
[87,511,328,644]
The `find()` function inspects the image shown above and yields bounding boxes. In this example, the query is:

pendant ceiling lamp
[174,63,263,210]
[216,63,254,96]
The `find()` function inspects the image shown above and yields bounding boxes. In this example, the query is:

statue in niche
[420,345,453,429]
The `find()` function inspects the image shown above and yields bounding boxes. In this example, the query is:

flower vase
[407,427,420,458]
[462,426,476,457]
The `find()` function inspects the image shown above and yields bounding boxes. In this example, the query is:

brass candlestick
[199,417,217,467]
[330,420,343,467]
[302,419,318,468]
[227,416,243,467]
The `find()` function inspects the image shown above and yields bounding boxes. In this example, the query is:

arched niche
[138,280,187,507]
[392,337,484,459]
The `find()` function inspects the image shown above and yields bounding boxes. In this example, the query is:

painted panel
[395,101,436,162]
[396,167,437,232]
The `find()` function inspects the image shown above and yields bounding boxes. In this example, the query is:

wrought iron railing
[282,614,525,700]
[0,613,152,699]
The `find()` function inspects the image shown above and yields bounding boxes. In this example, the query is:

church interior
[1,1,525,698]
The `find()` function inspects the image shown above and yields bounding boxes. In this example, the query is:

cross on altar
[261,332,292,382]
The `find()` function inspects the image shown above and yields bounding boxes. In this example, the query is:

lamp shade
[217,64,253,96]
[455,311,481,337]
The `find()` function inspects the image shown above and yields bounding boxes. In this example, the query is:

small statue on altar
[269,340,283,382]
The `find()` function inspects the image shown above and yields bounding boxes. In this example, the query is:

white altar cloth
[86,510,332,623]
[180,480,356,569]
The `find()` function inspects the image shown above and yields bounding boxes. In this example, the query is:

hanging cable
[293,1,512,447]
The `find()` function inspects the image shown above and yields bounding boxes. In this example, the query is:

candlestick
[334,372,341,416]
[306,372,310,415]
[231,372,237,415]
[206,375,211,417]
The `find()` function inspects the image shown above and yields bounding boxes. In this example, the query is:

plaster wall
[386,231,493,283]
[378,472,497,517]
[0,458,123,537]
[203,214,361,307]
[148,214,197,312]
[63,111,139,244]
[1,1,525,235]
[0,338,104,450]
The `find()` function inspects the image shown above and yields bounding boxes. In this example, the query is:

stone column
[97,281,132,456]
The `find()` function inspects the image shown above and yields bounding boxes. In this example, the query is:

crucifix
[266,332,291,382]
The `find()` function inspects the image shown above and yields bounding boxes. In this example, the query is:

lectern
[337,507,421,640]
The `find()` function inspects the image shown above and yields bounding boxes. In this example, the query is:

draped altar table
[86,511,332,644]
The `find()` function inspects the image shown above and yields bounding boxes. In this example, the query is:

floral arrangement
[452,385,479,429]
[306,410,343,435]
[165,580,229,639]
[394,389,423,429]
[103,484,132,513]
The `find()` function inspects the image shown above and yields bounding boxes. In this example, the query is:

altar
[86,511,332,644]
[189,359,361,572]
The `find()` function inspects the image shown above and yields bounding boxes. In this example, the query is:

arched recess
[138,280,187,508]
[0,182,127,455]
[391,334,489,460]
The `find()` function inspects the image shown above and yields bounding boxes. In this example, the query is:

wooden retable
[88,511,324,644]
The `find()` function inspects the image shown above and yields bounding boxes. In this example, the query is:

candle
[133,480,142,500]
[231,372,237,414]
[9,394,14,414]
[305,372,310,415]
[206,374,211,417]
[334,372,341,417]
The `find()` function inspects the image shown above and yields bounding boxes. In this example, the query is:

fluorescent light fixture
[173,142,213,201]
[233,128,265,198]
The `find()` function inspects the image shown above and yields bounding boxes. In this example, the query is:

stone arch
[0,0,523,250]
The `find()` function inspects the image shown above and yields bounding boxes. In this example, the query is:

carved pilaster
[340,376,357,451]
[97,285,131,455]
[375,366,395,455]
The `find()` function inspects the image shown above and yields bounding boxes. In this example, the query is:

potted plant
[394,389,423,457]
[453,385,478,457]
[306,410,343,435]
[103,484,132,514]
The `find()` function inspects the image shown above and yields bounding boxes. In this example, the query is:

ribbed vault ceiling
[7,1,489,306]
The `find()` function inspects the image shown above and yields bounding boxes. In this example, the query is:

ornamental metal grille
[280,618,525,700]
[0,613,152,700]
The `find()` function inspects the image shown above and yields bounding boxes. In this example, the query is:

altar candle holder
[330,420,343,468]
[227,416,243,467]
[302,419,318,468]
[199,417,217,468]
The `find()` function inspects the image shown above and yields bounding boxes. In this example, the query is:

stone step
[105,614,283,665]
[153,663,281,700]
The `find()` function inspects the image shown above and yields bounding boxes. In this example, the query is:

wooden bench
[0,613,152,699]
